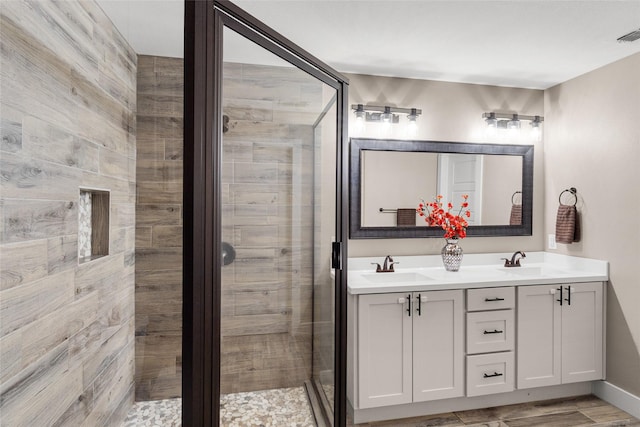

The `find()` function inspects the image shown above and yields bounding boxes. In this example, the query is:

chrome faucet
[371,255,399,273]
[502,251,526,267]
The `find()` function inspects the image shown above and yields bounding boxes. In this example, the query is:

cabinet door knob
[397,297,406,304]
[549,288,556,295]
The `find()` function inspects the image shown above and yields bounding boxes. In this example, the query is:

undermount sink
[499,266,566,276]
[362,272,433,283]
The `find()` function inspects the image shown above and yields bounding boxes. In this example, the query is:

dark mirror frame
[349,138,534,239]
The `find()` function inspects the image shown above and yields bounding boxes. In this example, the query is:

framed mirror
[349,138,534,238]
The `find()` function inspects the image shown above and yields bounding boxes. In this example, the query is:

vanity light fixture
[484,112,498,129]
[507,114,521,130]
[530,115,542,141]
[351,104,421,126]
[407,108,419,138]
[407,108,419,123]
[381,106,393,123]
[354,104,366,121]
[482,112,544,140]
[353,104,366,134]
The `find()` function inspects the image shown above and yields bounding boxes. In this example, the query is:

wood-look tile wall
[0,1,137,426]
[220,62,321,393]
[135,55,184,401]
[134,56,324,398]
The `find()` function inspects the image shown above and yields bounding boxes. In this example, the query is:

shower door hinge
[331,241,343,270]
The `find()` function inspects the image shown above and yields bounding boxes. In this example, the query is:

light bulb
[530,116,542,142]
[353,104,366,135]
[507,114,521,130]
[485,112,498,129]
[407,108,418,138]
[380,106,392,123]
[407,120,417,138]
[484,113,497,140]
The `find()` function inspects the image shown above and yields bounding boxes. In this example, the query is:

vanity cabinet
[347,253,608,424]
[517,282,604,389]
[356,290,464,409]
[465,287,515,397]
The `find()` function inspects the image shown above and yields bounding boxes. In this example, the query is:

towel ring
[511,191,522,205]
[559,187,578,206]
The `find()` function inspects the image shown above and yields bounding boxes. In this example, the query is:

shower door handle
[331,242,342,270]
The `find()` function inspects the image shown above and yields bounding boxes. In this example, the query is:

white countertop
[347,252,608,294]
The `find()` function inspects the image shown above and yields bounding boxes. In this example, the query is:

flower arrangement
[417,195,471,239]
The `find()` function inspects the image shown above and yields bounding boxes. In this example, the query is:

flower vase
[441,238,463,271]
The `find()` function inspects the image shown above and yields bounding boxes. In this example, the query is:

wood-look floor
[350,395,639,427]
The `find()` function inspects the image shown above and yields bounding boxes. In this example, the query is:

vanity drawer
[467,287,514,311]
[467,310,514,354]
[466,351,514,397]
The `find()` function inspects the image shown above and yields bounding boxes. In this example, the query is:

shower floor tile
[122,398,181,427]
[221,386,315,427]
[122,386,315,427]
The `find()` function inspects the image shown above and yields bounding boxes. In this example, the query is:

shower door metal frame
[183,1,350,425]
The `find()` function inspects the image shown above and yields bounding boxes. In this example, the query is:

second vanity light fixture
[352,104,422,136]
[483,112,544,141]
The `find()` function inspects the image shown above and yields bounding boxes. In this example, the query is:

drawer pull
[483,329,504,335]
[483,372,503,378]
[484,297,505,302]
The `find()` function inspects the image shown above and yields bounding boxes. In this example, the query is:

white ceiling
[97,0,640,89]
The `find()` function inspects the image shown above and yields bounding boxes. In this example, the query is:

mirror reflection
[350,138,534,239]
[361,151,523,227]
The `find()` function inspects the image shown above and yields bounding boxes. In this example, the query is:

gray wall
[0,1,137,425]
[345,55,640,399]
[346,73,545,256]
[544,52,640,397]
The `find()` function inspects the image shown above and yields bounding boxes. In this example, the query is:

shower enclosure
[0,0,346,425]
[184,2,349,425]
[218,29,338,422]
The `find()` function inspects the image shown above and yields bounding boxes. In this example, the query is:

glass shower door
[184,2,348,424]
[219,25,341,426]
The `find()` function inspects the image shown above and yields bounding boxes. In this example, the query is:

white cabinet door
[517,284,562,389]
[518,283,604,390]
[561,282,604,383]
[358,292,413,408]
[413,290,464,402]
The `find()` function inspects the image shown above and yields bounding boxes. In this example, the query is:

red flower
[416,195,472,240]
